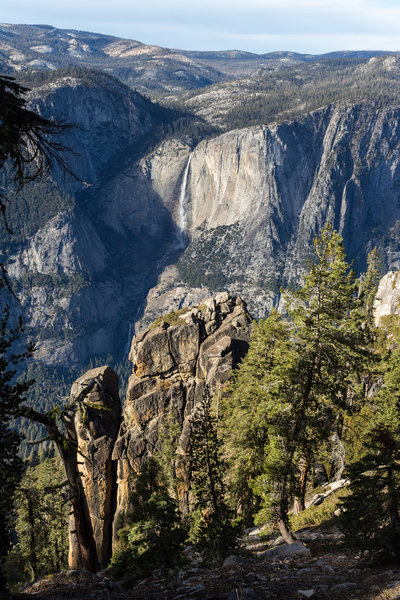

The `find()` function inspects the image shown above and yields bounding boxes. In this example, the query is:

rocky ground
[8,524,400,600]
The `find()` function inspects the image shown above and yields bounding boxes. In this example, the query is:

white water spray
[177,153,192,249]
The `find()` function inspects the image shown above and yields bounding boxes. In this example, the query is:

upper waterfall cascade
[177,153,192,249]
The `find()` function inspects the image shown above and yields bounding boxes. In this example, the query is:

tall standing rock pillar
[68,366,121,570]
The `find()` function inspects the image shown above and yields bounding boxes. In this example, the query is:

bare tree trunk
[293,457,308,514]
[277,517,297,544]
[331,414,346,481]
[277,490,297,544]
[26,493,37,581]
[17,395,100,573]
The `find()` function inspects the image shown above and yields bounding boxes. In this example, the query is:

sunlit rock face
[66,294,252,566]
[374,271,400,326]
[7,73,400,370]
[125,102,400,333]
[67,365,121,570]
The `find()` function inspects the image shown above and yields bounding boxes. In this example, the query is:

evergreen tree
[110,458,186,580]
[358,247,383,323]
[0,307,33,589]
[190,390,240,561]
[224,225,372,542]
[283,224,371,492]
[222,310,293,522]
[9,458,69,585]
[340,315,400,557]
[157,407,183,501]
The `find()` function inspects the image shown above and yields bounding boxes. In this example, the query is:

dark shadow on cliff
[75,173,190,362]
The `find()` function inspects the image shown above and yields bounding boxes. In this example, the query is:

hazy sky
[3,0,400,54]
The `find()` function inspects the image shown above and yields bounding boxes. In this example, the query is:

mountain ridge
[0,23,397,95]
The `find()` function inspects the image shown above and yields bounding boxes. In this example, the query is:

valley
[3,24,400,595]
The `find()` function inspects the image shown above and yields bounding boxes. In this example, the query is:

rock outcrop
[112,292,252,540]
[68,366,121,570]
[374,271,400,326]
[65,294,252,567]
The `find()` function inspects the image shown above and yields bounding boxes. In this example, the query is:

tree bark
[277,490,297,544]
[277,518,297,544]
[26,492,37,581]
[293,457,308,514]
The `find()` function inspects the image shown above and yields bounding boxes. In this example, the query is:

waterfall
[177,153,192,249]
[124,155,193,356]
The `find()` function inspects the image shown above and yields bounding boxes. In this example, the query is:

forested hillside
[164,55,400,129]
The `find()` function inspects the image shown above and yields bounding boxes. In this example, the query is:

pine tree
[358,247,384,324]
[10,458,69,584]
[223,225,373,542]
[190,390,240,561]
[110,458,186,580]
[283,224,371,494]
[222,309,293,522]
[340,315,400,557]
[157,407,183,501]
[0,307,33,589]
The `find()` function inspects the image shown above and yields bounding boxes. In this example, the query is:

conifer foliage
[0,309,33,588]
[340,315,400,557]
[189,390,239,560]
[110,458,186,580]
[7,458,69,585]
[224,225,373,542]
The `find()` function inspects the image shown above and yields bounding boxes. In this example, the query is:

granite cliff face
[131,102,400,329]
[3,71,176,366]
[374,271,400,325]
[112,292,252,534]
[66,293,252,568]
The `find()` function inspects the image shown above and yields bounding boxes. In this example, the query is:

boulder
[223,555,247,568]
[262,542,311,560]
[298,590,316,599]
[374,271,400,326]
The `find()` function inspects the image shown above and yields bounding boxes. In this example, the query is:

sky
[3,0,400,54]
